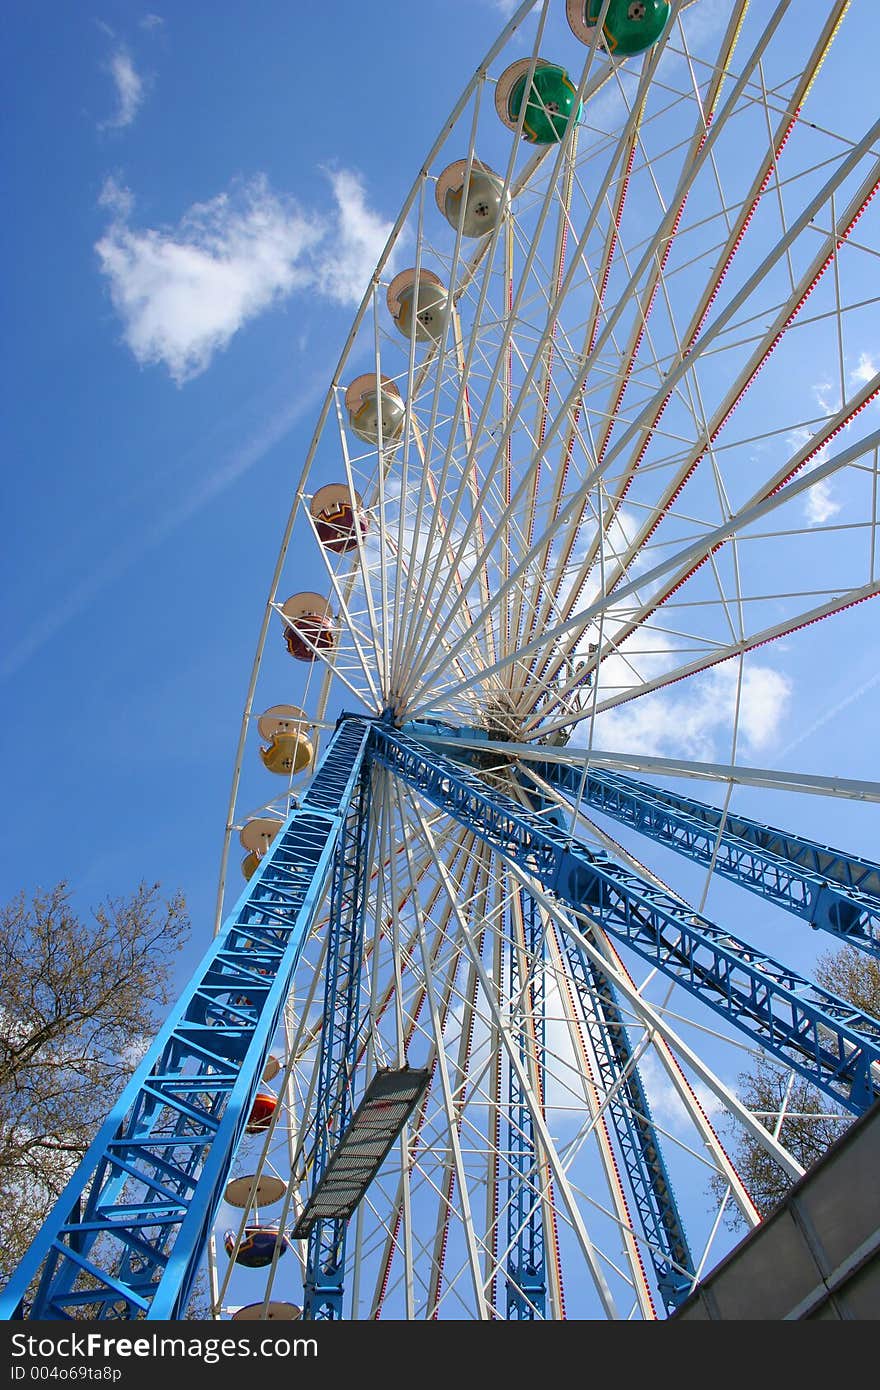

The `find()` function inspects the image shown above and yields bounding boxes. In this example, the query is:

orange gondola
[245,1090,277,1134]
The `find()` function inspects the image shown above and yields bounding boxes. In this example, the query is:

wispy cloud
[96,175,322,382]
[101,46,145,129]
[95,170,395,383]
[778,667,880,759]
[314,169,394,306]
[803,475,840,526]
[676,0,729,49]
[0,383,324,682]
[851,351,877,386]
[638,1053,726,1136]
[593,652,792,762]
[791,358,879,526]
[788,419,839,526]
[788,379,841,527]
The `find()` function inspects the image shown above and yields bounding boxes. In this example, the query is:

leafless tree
[712,943,880,1227]
[0,881,190,1286]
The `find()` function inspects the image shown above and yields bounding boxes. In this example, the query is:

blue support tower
[0,717,371,1321]
[4,717,879,1321]
[301,760,373,1319]
[537,761,880,956]
[505,743,695,1311]
[505,889,547,1319]
[556,932,694,1311]
[371,728,880,1114]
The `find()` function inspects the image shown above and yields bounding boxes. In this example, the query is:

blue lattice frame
[537,761,880,956]
[0,717,371,1321]
[301,760,373,1319]
[505,888,547,1318]
[5,711,880,1323]
[373,727,880,1113]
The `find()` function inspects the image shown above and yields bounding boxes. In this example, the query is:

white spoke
[406,788,622,1319]
[206,1,879,1324]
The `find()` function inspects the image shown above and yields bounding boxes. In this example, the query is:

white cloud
[96,176,320,382]
[637,1053,725,1136]
[790,358,878,524]
[735,665,793,748]
[98,173,134,219]
[314,168,396,307]
[593,650,792,761]
[812,378,837,416]
[850,351,877,386]
[787,423,839,528]
[678,0,728,44]
[803,477,841,526]
[95,170,393,384]
[140,13,164,30]
[101,47,145,129]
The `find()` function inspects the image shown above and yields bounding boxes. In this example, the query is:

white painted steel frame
[211,0,879,1322]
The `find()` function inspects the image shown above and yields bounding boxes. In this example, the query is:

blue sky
[3,0,880,1318]
[1,0,538,1313]
[4,1,876,938]
[1,0,521,957]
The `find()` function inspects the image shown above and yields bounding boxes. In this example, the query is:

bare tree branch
[711,945,880,1228]
[0,881,190,1285]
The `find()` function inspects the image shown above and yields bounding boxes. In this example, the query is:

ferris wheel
[5,0,880,1323]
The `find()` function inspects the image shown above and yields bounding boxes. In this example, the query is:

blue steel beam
[506,890,547,1319]
[302,762,373,1320]
[536,761,880,957]
[370,728,880,1114]
[1,717,371,1322]
[512,774,696,1309]
[555,930,694,1312]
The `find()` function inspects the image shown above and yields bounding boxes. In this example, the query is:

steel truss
[505,888,547,1319]
[301,761,373,1319]
[373,728,880,1114]
[536,762,880,957]
[0,718,371,1321]
[552,921,694,1312]
[5,716,880,1323]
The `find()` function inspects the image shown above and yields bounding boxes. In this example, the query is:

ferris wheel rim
[219,756,833,1320]
[211,0,556,935]
[212,0,880,1320]
[210,1,666,932]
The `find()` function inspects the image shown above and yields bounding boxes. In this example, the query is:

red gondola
[245,1090,277,1134]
